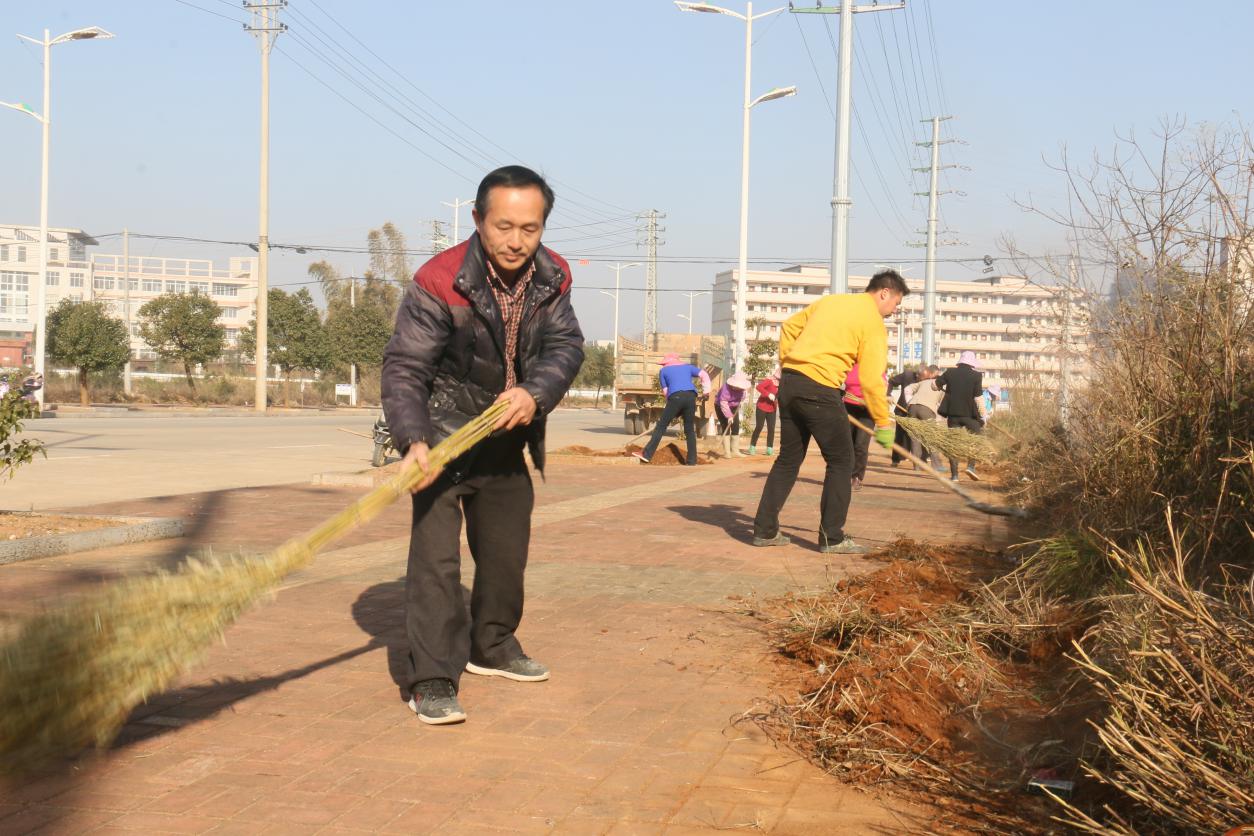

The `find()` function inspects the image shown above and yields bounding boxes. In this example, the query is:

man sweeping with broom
[382,165,584,725]
[750,271,907,554]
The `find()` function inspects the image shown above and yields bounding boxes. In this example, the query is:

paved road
[1,408,630,511]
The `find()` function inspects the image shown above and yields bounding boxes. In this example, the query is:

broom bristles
[0,402,510,774]
[895,415,996,463]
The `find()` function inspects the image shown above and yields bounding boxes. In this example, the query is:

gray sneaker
[409,678,466,725]
[465,656,550,682]
[819,536,869,555]
[753,534,792,547]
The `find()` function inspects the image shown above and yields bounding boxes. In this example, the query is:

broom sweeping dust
[0,401,509,774]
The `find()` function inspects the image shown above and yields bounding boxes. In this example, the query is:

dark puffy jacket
[381,233,585,473]
[937,363,984,421]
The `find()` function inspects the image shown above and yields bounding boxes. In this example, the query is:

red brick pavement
[0,450,1014,834]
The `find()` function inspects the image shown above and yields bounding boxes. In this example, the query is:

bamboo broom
[846,414,1025,519]
[0,401,509,774]
[894,415,997,463]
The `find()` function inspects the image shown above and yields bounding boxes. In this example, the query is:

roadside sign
[334,383,353,397]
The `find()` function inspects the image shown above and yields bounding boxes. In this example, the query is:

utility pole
[914,115,955,365]
[681,291,711,334]
[245,1,286,413]
[637,210,666,347]
[122,227,132,395]
[791,1,902,295]
[895,311,906,372]
[601,262,640,412]
[441,197,473,247]
[349,276,357,407]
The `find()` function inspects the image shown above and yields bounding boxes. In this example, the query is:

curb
[0,513,185,565]
[312,470,377,488]
[36,406,382,419]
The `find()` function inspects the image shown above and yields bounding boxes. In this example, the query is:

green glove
[874,425,895,450]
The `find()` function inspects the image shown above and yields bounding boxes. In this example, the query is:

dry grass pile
[0,401,507,774]
[746,540,1095,834]
[1054,529,1254,835]
[896,416,997,464]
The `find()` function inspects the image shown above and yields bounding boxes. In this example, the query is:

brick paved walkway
[0,449,1013,834]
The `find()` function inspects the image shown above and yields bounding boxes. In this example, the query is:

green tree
[46,298,131,406]
[0,389,45,481]
[575,344,616,406]
[137,292,226,392]
[238,288,333,405]
[326,302,392,370]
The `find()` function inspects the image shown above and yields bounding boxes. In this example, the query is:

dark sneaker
[465,656,550,682]
[752,534,791,547]
[819,536,869,555]
[409,678,466,725]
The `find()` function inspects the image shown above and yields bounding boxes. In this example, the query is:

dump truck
[615,333,726,435]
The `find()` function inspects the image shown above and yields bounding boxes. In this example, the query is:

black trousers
[890,405,910,464]
[716,409,740,436]
[404,435,534,692]
[751,407,776,448]
[945,416,984,478]
[753,370,854,547]
[845,402,873,481]
[641,390,698,465]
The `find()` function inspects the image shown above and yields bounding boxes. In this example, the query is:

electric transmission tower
[429,219,450,254]
[911,116,962,366]
[637,209,666,347]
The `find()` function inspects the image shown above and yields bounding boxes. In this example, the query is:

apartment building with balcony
[0,224,258,365]
[711,264,1088,393]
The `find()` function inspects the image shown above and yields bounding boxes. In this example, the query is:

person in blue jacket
[634,353,711,466]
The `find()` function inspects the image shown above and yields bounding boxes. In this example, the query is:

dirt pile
[748,539,1099,834]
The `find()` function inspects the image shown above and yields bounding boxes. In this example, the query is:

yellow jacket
[779,292,891,426]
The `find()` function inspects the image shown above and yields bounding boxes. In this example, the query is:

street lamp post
[601,262,640,412]
[2,26,113,409]
[679,291,711,334]
[675,2,795,374]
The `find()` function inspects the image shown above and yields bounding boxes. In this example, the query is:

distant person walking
[937,350,985,481]
[749,371,780,455]
[635,354,710,466]
[751,271,908,554]
[716,372,751,457]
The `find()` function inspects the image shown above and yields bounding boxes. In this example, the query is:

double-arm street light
[2,26,113,409]
[675,2,795,373]
[601,262,641,411]
[677,290,711,334]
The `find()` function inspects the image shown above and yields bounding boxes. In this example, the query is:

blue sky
[0,1,1249,341]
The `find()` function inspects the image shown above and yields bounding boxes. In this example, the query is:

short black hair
[475,165,556,222]
[864,269,910,296]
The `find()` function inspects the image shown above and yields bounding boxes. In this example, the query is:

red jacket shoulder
[413,241,470,307]
[543,247,574,294]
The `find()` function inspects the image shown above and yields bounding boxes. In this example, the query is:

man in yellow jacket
[751,270,908,554]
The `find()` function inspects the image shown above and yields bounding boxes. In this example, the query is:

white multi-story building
[711,264,1087,393]
[0,225,258,364]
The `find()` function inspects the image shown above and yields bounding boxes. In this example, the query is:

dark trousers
[753,370,854,548]
[404,436,534,692]
[906,403,938,464]
[641,390,698,465]
[946,416,984,478]
[846,402,873,481]
[890,405,910,464]
[751,407,776,448]
[716,409,740,436]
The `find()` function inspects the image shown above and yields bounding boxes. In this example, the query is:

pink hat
[659,353,683,366]
[726,372,751,389]
[958,350,982,370]
[986,384,1002,398]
